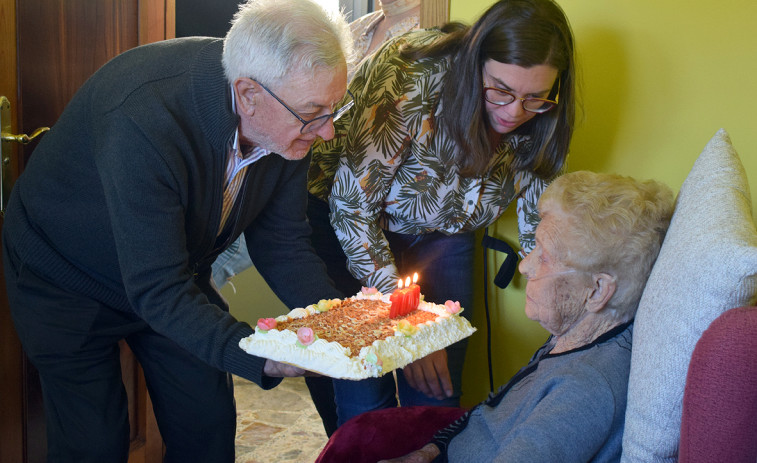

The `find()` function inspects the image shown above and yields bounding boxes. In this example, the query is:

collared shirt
[218,87,271,235]
[307,29,548,293]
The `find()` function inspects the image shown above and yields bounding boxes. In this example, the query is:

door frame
[0,1,174,462]
[0,0,24,459]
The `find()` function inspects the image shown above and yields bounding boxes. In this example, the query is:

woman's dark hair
[401,0,576,179]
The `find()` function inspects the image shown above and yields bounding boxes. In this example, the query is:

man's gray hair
[222,0,353,85]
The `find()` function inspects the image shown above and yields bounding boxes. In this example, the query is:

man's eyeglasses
[483,82,559,114]
[254,80,354,134]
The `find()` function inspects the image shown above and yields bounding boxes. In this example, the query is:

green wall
[226,0,756,406]
[455,0,757,405]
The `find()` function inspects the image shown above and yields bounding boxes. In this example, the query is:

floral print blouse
[308,29,548,294]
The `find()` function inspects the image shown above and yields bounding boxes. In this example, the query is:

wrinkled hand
[402,349,452,400]
[263,359,310,377]
[378,444,441,463]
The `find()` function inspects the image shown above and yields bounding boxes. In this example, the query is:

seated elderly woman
[314,170,675,463]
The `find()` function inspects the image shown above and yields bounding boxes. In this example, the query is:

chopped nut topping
[277,298,437,357]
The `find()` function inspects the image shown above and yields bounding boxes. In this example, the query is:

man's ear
[234,77,262,116]
[585,272,616,314]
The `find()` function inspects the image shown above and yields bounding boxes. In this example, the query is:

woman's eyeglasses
[483,82,559,114]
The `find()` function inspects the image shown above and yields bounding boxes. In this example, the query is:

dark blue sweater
[3,37,342,387]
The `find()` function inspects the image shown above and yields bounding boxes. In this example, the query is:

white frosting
[239,291,476,379]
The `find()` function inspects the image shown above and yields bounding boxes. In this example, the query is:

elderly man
[314,171,675,463]
[1,0,352,461]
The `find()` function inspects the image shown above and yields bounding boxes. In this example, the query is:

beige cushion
[621,129,757,462]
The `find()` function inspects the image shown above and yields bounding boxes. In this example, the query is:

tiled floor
[234,376,328,463]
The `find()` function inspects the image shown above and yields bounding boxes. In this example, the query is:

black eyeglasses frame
[253,79,355,134]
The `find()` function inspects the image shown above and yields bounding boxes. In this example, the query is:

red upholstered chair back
[678,306,757,463]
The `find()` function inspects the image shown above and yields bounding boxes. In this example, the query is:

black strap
[481,230,519,289]
[480,227,520,393]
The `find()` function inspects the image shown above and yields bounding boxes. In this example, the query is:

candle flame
[404,276,411,287]
[413,272,419,284]
[397,278,404,289]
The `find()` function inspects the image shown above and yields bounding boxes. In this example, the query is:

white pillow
[621,128,757,462]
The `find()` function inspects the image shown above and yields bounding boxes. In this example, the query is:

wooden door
[0,1,174,462]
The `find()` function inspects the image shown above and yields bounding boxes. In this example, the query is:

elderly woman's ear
[585,273,617,314]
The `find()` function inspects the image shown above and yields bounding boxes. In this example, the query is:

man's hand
[402,350,452,400]
[378,444,441,463]
[263,359,308,377]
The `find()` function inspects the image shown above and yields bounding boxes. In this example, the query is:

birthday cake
[238,288,476,380]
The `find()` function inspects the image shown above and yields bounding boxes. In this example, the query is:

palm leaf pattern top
[308,29,547,293]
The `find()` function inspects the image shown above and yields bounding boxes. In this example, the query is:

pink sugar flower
[444,300,462,314]
[256,318,277,331]
[297,327,316,346]
[361,286,378,295]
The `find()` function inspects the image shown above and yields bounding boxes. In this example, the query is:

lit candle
[389,273,422,318]
[401,276,413,317]
[406,273,420,313]
[389,278,407,318]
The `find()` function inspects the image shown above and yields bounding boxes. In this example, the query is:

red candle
[389,278,407,318]
[389,274,421,318]
[406,273,420,313]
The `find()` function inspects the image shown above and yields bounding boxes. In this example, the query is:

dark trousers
[302,196,363,438]
[3,244,237,463]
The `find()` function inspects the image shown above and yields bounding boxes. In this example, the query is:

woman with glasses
[306,0,578,427]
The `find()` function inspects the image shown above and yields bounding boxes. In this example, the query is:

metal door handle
[2,126,50,144]
[1,95,50,216]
